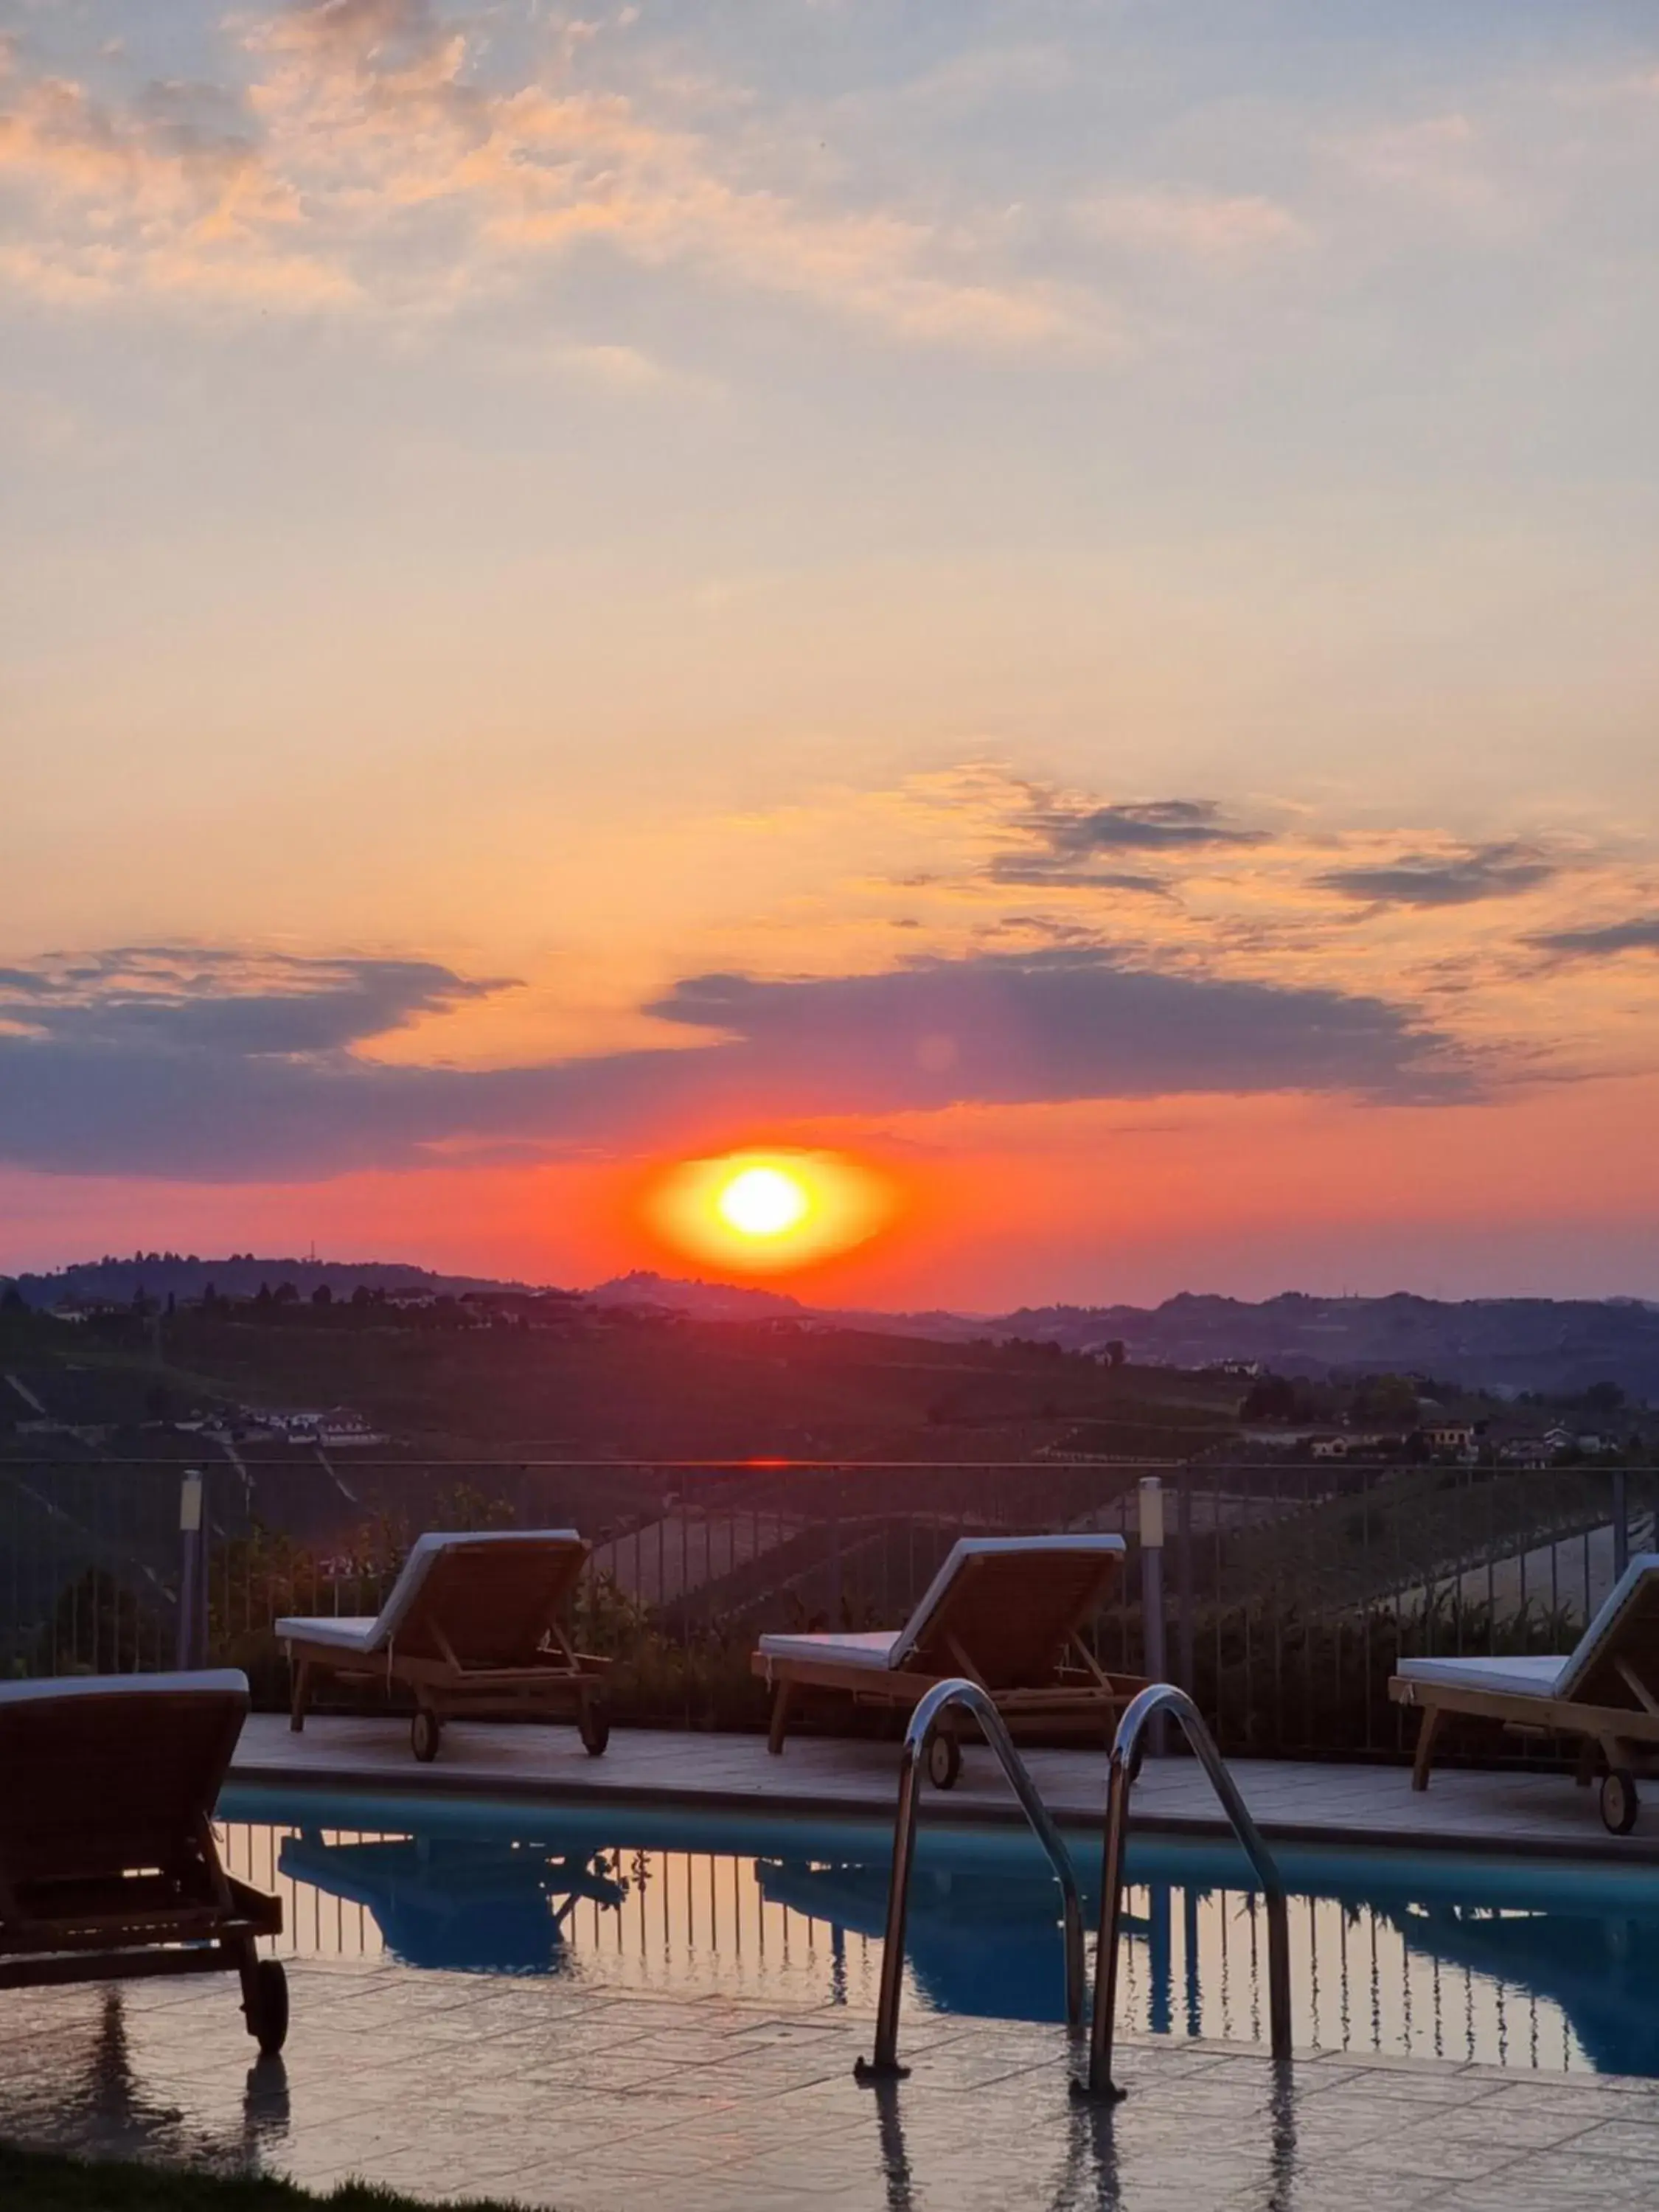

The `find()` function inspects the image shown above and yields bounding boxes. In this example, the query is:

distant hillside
[594,1278,1659,1400]
[585,1271,805,1320]
[991,1291,1659,1400]
[588,1270,977,1339]
[8,1254,1659,1400]
[5,1253,530,1309]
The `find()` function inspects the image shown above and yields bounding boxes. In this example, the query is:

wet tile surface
[5,1959,1659,2212]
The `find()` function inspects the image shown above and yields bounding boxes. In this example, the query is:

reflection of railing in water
[215,1821,1590,2076]
[216,1823,889,2008]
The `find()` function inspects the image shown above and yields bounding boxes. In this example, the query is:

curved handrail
[856,1677,1086,2080]
[1082,1681,1293,2098]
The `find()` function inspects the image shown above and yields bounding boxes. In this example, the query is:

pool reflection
[226,1811,1659,2079]
[756,1858,1146,2025]
[1380,1900,1659,2080]
[276,1831,626,1975]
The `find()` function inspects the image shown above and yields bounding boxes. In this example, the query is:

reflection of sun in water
[715,1164,810,1239]
[643,1149,896,1273]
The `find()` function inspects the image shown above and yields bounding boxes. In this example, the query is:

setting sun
[641,1148,897,1274]
[716,1164,811,1239]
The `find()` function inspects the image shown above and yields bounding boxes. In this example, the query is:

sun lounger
[277,1529,609,1763]
[1389,1552,1659,1833]
[0,1671,288,2053]
[751,1533,1141,1787]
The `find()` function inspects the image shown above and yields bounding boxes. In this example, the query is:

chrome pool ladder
[858,1677,1292,2100]
[1085,1681,1292,2097]
[855,1677,1086,2081]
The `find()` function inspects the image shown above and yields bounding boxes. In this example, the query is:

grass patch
[0,2146,530,2212]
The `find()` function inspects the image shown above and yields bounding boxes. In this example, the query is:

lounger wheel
[579,1703,611,1757]
[411,1709,443,1763]
[244,1958,290,2057]
[926,1731,961,1791]
[1601,1768,1640,1836]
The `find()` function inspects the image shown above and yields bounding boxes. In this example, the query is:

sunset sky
[4,0,1659,1307]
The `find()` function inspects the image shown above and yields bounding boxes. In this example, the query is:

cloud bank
[984,793,1266,894]
[1316,841,1558,908]
[0,942,1466,1182]
[1530,917,1659,960]
[0,0,1092,344]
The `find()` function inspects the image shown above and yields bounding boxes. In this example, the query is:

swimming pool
[220,1786,1659,2081]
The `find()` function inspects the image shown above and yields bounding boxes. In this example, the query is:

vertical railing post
[1178,1470,1194,1697]
[829,1471,844,1628]
[1139,1475,1166,1753]
[1613,1468,1630,1582]
[176,1469,204,1672]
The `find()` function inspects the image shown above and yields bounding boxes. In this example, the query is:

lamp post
[177,1470,205,1671]
[1138,1475,1167,1754]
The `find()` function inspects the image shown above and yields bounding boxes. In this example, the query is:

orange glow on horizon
[641,1147,897,1275]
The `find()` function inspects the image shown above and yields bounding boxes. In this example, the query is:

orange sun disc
[644,1149,894,1273]
[716,1164,811,1239]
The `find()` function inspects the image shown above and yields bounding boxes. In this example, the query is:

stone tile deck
[6,1959,1659,2212]
[11,1721,1659,2208]
[232,1716,1659,1865]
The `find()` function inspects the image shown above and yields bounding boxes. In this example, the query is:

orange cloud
[0,2,1096,344]
[0,53,349,304]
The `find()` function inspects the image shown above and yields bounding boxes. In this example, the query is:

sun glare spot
[641,1147,897,1274]
[716,1164,810,1239]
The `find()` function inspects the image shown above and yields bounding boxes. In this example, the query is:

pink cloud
[0,0,1096,344]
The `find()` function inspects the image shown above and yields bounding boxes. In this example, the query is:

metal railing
[1083,1682,1291,2098]
[3,1452,1656,1762]
[855,1678,1086,2081]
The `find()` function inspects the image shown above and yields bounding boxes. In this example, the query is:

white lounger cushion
[276,1528,582,1655]
[1396,1654,1566,1698]
[274,1616,383,1653]
[1397,1553,1659,1705]
[0,1669,248,1708]
[756,1630,900,1669]
[757,1532,1126,1672]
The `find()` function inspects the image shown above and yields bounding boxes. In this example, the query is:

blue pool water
[220,1787,1659,2081]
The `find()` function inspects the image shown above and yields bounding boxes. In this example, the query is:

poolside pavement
[4,1952,1659,2211]
[8,1719,1658,2208]
[231,1714,1659,1863]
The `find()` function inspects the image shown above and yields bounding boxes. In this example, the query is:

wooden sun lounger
[0,1672,288,2053]
[278,1530,610,1764]
[751,1534,1145,1787]
[1389,1551,1659,1834]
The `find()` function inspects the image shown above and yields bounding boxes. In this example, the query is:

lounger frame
[0,1673,285,2049]
[753,1537,1146,1754]
[282,1533,610,1753]
[1389,1674,1659,1792]
[1388,1551,1659,1805]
